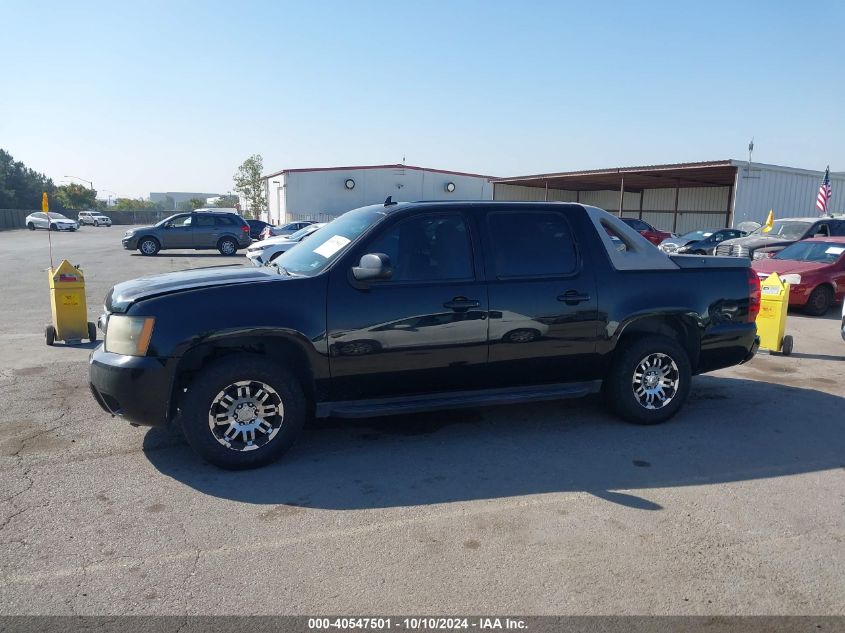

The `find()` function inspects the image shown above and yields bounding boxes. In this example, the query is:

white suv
[78,211,112,227]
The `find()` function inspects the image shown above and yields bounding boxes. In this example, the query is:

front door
[479,206,601,386]
[163,213,194,248]
[326,210,488,401]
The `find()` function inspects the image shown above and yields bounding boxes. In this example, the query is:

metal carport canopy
[492,160,738,191]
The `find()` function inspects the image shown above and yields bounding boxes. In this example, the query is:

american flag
[816,166,832,214]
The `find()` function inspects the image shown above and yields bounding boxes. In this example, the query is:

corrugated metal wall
[733,163,845,225]
[493,183,731,234]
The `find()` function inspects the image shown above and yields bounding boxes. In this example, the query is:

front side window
[488,210,578,277]
[365,213,473,282]
[171,215,192,228]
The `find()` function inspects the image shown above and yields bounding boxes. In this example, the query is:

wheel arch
[169,332,317,422]
[611,314,701,371]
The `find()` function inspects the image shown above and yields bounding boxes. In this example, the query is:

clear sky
[2,0,843,198]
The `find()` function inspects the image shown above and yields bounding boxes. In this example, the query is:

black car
[659,228,747,255]
[90,201,759,469]
[246,219,271,240]
[121,211,252,256]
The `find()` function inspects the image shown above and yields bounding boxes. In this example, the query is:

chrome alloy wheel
[220,240,237,255]
[631,353,680,410]
[140,239,158,254]
[208,380,284,452]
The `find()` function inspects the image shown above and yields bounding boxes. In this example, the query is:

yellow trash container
[755,272,793,355]
[47,260,96,345]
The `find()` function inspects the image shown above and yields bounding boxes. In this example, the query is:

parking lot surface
[1,227,843,615]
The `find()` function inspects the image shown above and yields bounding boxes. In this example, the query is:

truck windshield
[749,220,810,239]
[271,205,387,277]
[773,241,845,264]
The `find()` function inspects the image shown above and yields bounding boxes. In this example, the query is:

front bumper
[122,236,138,250]
[89,345,176,427]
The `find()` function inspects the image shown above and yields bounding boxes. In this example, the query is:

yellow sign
[61,293,80,307]
[42,192,49,213]
[761,209,774,233]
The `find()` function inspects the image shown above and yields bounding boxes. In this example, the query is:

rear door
[480,205,602,386]
[326,209,488,400]
[191,213,219,248]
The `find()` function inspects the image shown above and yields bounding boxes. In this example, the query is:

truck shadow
[142,375,845,511]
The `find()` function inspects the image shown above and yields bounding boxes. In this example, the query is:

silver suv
[78,211,113,226]
[121,211,252,256]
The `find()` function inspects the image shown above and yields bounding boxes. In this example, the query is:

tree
[213,194,239,208]
[56,183,97,209]
[112,197,163,211]
[233,154,266,219]
[0,148,59,210]
[178,197,206,212]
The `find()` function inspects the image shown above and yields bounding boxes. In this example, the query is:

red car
[619,217,674,246]
[752,237,845,315]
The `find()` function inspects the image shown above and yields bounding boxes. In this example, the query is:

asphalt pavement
[1,226,843,615]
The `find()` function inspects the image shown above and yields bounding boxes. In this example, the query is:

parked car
[618,217,674,246]
[77,211,113,227]
[245,219,270,240]
[715,217,845,259]
[90,201,760,469]
[246,223,326,266]
[751,237,845,315]
[121,211,251,256]
[25,212,78,231]
[259,220,316,240]
[659,228,747,255]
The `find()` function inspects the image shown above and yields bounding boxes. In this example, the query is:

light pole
[63,175,94,190]
[99,189,117,207]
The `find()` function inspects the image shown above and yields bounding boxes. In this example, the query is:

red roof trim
[263,164,496,180]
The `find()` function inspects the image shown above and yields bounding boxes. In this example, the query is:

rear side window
[831,222,845,236]
[194,214,215,227]
[215,215,237,226]
[487,211,578,277]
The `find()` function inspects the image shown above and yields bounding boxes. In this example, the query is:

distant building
[149,192,220,209]
[493,160,844,234]
[262,164,495,225]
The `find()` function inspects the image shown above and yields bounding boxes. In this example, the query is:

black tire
[803,285,833,316]
[27,222,35,231]
[218,237,239,256]
[138,237,160,256]
[94,221,99,227]
[178,355,306,469]
[49,223,57,231]
[45,325,56,346]
[604,334,692,425]
[87,322,97,343]
[781,334,793,356]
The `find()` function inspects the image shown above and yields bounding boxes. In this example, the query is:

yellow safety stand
[47,260,96,346]
[756,272,793,355]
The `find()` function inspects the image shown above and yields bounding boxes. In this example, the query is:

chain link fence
[0,208,176,231]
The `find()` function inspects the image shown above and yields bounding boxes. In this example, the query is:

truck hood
[106,266,276,313]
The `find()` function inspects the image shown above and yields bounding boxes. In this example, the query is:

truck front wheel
[178,355,306,470]
[604,335,691,425]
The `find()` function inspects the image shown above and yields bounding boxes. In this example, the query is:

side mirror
[352,253,393,282]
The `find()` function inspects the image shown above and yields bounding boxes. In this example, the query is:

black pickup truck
[89,201,760,469]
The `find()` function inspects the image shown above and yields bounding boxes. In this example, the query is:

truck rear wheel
[604,335,691,425]
[178,355,306,470]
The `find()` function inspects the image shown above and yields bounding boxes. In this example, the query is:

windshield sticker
[825,246,845,255]
[313,235,351,258]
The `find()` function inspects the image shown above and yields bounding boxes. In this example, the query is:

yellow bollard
[47,260,96,346]
[755,272,793,355]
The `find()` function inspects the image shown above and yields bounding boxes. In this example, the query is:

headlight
[752,251,771,260]
[104,316,155,356]
[780,274,802,285]
[676,246,689,253]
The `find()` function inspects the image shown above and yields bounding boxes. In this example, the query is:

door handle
[443,297,480,311]
[557,290,591,305]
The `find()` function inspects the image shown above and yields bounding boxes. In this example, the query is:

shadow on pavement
[143,375,845,511]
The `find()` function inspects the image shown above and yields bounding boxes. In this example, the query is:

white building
[262,164,494,225]
[493,160,844,234]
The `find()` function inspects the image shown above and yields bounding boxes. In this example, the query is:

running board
[316,381,601,419]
